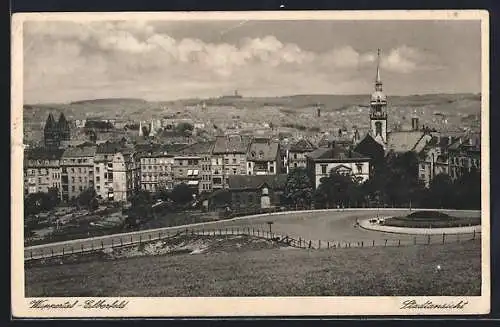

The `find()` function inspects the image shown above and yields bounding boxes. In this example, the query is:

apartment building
[173,142,214,193]
[139,146,176,193]
[246,138,281,175]
[111,149,140,202]
[24,147,65,198]
[60,144,97,201]
[211,135,251,189]
[286,138,316,173]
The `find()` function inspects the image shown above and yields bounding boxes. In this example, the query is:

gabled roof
[247,139,279,161]
[289,138,316,152]
[62,145,97,158]
[213,135,251,154]
[179,141,215,155]
[228,174,288,190]
[354,133,384,160]
[307,145,369,162]
[96,141,123,154]
[386,131,425,153]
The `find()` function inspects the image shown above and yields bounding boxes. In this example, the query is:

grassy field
[25,238,481,297]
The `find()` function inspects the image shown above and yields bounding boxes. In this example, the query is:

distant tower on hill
[316,103,321,117]
[369,49,388,146]
[139,121,143,136]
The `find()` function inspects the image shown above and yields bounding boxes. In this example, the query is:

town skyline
[24,19,481,104]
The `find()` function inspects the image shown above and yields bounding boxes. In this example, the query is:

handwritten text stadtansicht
[400,300,469,310]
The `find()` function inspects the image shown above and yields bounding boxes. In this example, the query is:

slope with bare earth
[25,236,481,297]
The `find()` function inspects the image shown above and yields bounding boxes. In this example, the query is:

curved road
[24,208,481,260]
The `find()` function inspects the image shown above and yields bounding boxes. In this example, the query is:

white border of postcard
[11,10,490,317]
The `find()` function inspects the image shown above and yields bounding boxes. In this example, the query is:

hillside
[22,93,481,144]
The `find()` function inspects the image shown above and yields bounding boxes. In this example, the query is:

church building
[43,113,71,148]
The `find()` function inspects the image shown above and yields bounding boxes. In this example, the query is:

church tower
[370,49,388,146]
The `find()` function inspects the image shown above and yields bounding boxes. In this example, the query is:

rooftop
[228,174,288,190]
[62,145,97,158]
[247,139,280,161]
[25,147,65,161]
[307,145,369,162]
[213,135,251,154]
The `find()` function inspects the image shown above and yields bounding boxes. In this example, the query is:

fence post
[318,240,321,249]
[372,240,375,247]
[139,235,142,244]
[308,240,312,249]
[91,243,94,251]
[51,248,54,257]
[149,234,152,241]
[30,251,33,259]
[457,234,460,243]
[159,232,161,240]
[62,248,65,256]
[327,241,330,249]
[219,229,222,236]
[299,237,302,247]
[130,236,133,243]
[384,239,387,247]
[427,235,431,245]
[473,230,476,240]
[81,244,84,252]
[101,241,104,249]
[120,238,123,246]
[361,241,364,248]
[398,239,401,247]
[442,233,445,244]
[414,236,417,245]
[71,247,74,254]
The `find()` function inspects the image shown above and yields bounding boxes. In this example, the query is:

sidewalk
[359,218,481,235]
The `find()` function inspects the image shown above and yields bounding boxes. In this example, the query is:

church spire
[375,48,383,92]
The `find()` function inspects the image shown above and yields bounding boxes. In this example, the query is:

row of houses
[24,131,376,203]
[417,132,481,187]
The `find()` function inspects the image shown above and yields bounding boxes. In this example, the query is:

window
[259,151,264,159]
[96,176,100,182]
[96,167,100,173]
[293,153,297,159]
[224,158,229,164]
[270,166,274,173]
[356,163,363,173]
[72,186,75,192]
[321,165,328,174]
[232,168,237,175]
[232,158,237,164]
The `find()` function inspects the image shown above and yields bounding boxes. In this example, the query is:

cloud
[23,21,440,103]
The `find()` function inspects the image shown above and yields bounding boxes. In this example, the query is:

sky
[23,19,482,104]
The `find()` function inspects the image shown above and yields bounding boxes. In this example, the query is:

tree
[77,187,98,211]
[170,183,193,204]
[454,167,481,209]
[284,168,313,208]
[128,190,153,224]
[423,174,454,209]
[315,171,355,208]
[210,189,232,209]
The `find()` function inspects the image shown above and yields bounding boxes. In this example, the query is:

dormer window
[259,150,264,159]
[251,151,256,158]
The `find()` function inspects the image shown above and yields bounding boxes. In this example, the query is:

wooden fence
[24,226,481,263]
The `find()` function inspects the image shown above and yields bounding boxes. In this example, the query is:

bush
[406,211,451,219]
